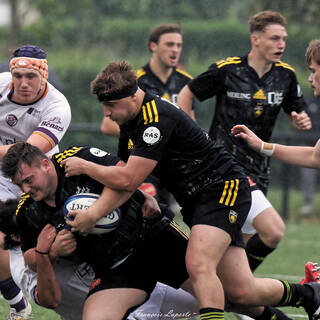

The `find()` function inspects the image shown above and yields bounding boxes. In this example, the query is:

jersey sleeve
[281,71,307,114]
[33,88,71,150]
[130,99,177,161]
[188,63,226,101]
[76,146,121,166]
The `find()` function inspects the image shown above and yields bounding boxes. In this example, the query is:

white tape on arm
[260,142,275,156]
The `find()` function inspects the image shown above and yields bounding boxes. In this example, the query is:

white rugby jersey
[0,72,71,199]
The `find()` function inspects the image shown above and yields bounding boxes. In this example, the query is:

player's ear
[41,158,51,171]
[149,41,157,52]
[250,33,259,46]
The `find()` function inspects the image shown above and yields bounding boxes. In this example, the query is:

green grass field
[0,189,319,319]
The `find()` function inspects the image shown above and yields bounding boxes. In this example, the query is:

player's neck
[248,51,272,78]
[149,58,173,84]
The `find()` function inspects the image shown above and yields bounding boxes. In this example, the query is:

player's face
[308,59,320,98]
[14,160,54,201]
[11,68,42,104]
[102,95,138,125]
[253,24,287,63]
[152,32,183,68]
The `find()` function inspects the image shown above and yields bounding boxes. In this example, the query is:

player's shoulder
[53,146,85,165]
[215,56,243,69]
[0,72,12,88]
[175,67,193,79]
[140,94,180,127]
[136,67,147,79]
[44,82,70,104]
[274,60,296,73]
[15,193,32,216]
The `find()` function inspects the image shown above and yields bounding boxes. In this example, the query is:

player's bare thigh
[83,288,147,320]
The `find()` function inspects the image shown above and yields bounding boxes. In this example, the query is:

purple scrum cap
[12,45,46,59]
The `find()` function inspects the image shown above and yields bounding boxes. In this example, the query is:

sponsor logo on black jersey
[6,114,18,126]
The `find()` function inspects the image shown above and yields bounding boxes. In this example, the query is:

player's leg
[186,225,230,317]
[0,234,31,320]
[83,288,147,320]
[218,245,320,320]
[242,190,285,271]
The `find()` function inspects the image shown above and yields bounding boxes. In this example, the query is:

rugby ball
[64,193,121,234]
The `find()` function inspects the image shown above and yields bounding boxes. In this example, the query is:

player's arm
[0,133,52,160]
[61,156,157,192]
[177,85,196,120]
[34,224,61,308]
[231,124,320,169]
[100,117,120,137]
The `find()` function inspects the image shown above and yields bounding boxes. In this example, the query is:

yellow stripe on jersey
[169,220,190,240]
[230,179,239,206]
[34,131,55,148]
[136,68,146,79]
[16,193,30,216]
[275,61,295,72]
[176,68,193,79]
[141,100,159,124]
[219,179,239,206]
[151,100,159,122]
[146,102,153,123]
[216,56,242,69]
[55,146,83,166]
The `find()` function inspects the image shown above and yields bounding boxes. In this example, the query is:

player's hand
[231,125,263,152]
[61,157,88,177]
[50,229,77,257]
[36,224,56,253]
[141,191,161,219]
[291,111,312,130]
[66,209,97,235]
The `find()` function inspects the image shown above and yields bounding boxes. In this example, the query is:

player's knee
[186,256,208,280]
[262,223,285,248]
[226,286,253,305]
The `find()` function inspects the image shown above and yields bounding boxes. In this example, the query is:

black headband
[97,83,138,102]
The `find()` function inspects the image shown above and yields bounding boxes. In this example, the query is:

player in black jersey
[60,60,320,320]
[178,10,312,273]
[1,142,195,320]
[101,23,195,207]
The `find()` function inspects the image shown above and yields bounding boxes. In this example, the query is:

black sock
[278,281,314,307]
[256,306,293,320]
[246,234,275,271]
[200,308,224,320]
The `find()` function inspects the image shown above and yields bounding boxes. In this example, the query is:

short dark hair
[90,61,137,101]
[2,142,48,181]
[249,11,287,33]
[0,199,20,250]
[306,39,320,66]
[148,23,182,50]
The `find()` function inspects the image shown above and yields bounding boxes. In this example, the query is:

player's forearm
[177,85,195,120]
[36,252,61,308]
[83,161,135,191]
[272,144,320,169]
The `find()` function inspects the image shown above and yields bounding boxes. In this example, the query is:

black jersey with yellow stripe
[188,55,307,192]
[137,63,192,105]
[119,92,246,205]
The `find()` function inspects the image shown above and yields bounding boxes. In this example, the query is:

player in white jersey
[0,45,71,320]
